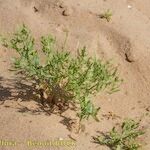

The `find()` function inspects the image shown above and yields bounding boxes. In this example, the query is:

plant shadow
[0,77,12,104]
[0,75,53,115]
[92,130,115,150]
[0,75,77,125]
[59,115,75,131]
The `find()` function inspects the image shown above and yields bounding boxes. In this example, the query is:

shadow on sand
[0,75,76,130]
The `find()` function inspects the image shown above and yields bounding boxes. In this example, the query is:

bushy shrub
[1,25,122,121]
[93,119,145,150]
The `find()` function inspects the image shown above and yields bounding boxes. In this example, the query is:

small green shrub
[1,25,122,121]
[100,9,112,22]
[93,119,145,150]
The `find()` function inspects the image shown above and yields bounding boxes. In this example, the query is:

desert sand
[0,0,150,150]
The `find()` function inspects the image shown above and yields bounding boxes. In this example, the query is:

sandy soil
[0,0,150,150]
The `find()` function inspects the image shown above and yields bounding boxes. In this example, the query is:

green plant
[100,9,112,22]
[1,25,122,121]
[93,119,145,150]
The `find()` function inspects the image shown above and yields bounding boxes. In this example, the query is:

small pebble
[108,98,111,102]
[62,7,73,16]
[59,2,65,8]
[146,106,150,112]
[33,6,39,12]
[125,51,135,62]
[17,98,23,102]
[58,137,63,140]
[128,5,132,9]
